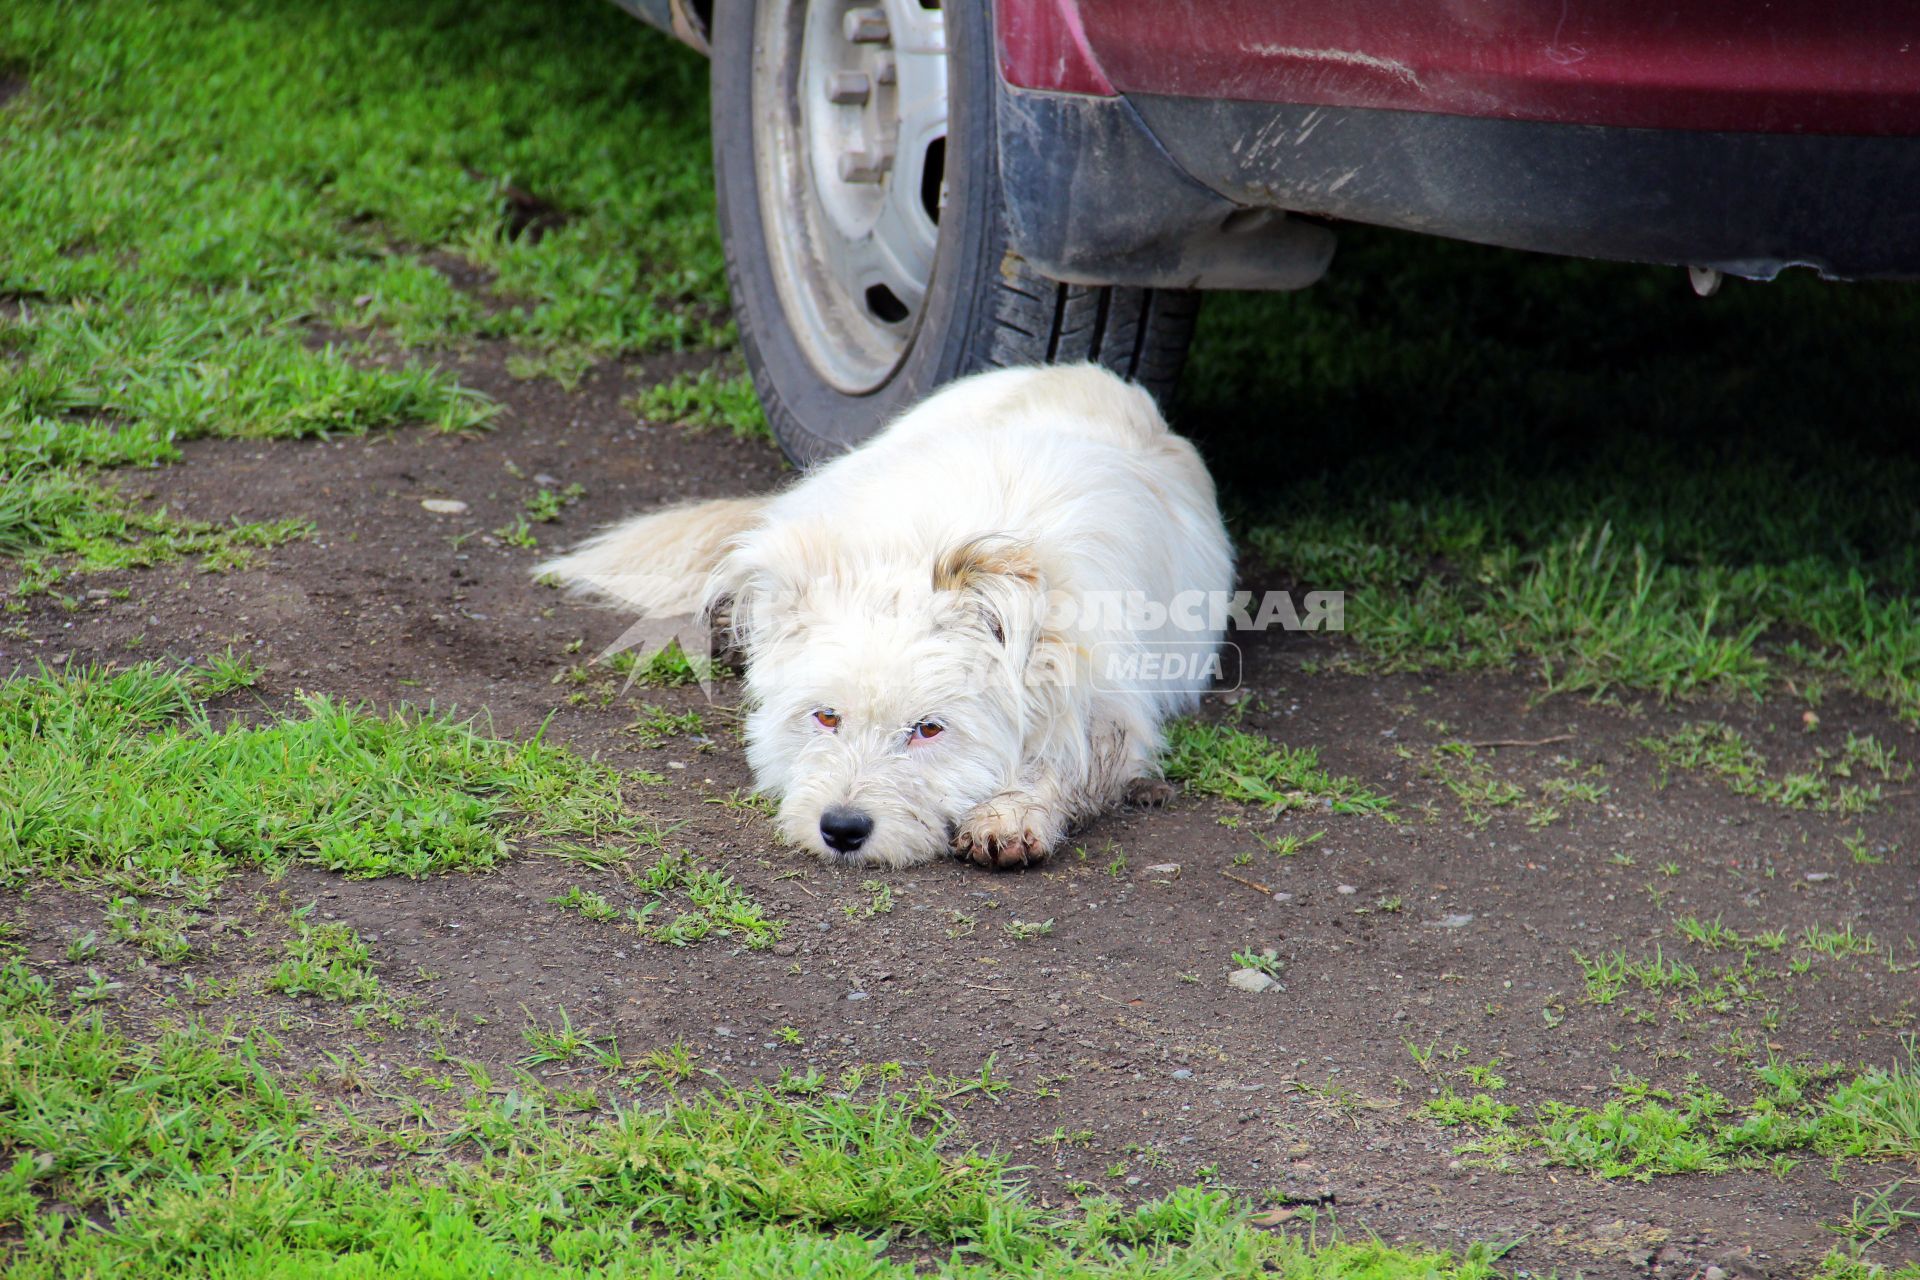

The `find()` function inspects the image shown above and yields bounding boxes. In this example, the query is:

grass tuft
[1430,1045,1920,1181]
[627,364,772,444]
[268,907,383,1005]
[1641,721,1909,814]
[0,661,644,896]
[1162,718,1392,815]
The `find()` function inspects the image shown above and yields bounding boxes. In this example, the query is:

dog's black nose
[820,807,874,854]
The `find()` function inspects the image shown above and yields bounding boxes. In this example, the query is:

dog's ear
[708,556,794,656]
[933,536,1046,646]
[933,536,1043,594]
[707,523,832,655]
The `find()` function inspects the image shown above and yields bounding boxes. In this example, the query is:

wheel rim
[752,0,949,394]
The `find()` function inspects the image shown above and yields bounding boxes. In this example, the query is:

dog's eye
[814,710,841,730]
[912,720,943,740]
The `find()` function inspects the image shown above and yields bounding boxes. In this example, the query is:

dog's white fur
[537,364,1233,869]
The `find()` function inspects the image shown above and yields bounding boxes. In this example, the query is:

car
[609,0,1920,461]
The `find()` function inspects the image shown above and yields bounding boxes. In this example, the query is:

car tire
[710,0,1198,465]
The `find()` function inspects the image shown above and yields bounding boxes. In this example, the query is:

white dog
[537,364,1233,870]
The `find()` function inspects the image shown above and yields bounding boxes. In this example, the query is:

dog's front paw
[952,799,1062,870]
[1124,776,1174,809]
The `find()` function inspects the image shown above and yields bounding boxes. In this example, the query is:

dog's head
[725,536,1056,868]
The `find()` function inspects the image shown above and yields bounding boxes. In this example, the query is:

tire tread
[977,254,1197,405]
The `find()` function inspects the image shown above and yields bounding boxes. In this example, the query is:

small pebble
[1171,1068,1193,1080]
[1336,883,1357,895]
[1228,968,1279,994]
[420,498,468,514]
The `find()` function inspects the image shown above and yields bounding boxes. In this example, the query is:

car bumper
[1142,94,1920,282]
[1001,84,1920,286]
[997,86,1338,291]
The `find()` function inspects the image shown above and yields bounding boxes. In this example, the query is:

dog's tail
[535,495,772,616]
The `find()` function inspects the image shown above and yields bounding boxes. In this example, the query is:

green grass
[1418,742,1525,823]
[102,897,198,966]
[1161,718,1393,815]
[1425,1092,1518,1131]
[518,1006,603,1067]
[0,462,316,595]
[628,363,773,444]
[1183,238,1920,720]
[0,661,642,897]
[1430,1046,1920,1181]
[1,0,726,579]
[1801,924,1880,959]
[1407,742,1607,830]
[1811,1249,1920,1280]
[1829,1178,1920,1256]
[628,704,708,747]
[1572,944,1754,1010]
[1230,948,1283,979]
[268,907,383,1005]
[2,0,722,354]
[614,640,730,689]
[627,849,783,950]
[1251,829,1324,857]
[549,643,731,711]
[1641,722,1910,813]
[1664,917,1882,962]
[1531,1089,1730,1178]
[1673,915,1745,951]
[845,879,895,920]
[549,884,621,924]
[525,484,586,524]
[0,969,1505,1279]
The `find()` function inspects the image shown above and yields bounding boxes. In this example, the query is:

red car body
[621,1,1920,285]
[1002,1,1920,136]
[990,0,1920,284]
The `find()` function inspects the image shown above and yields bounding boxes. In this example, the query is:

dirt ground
[6,340,1917,1279]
